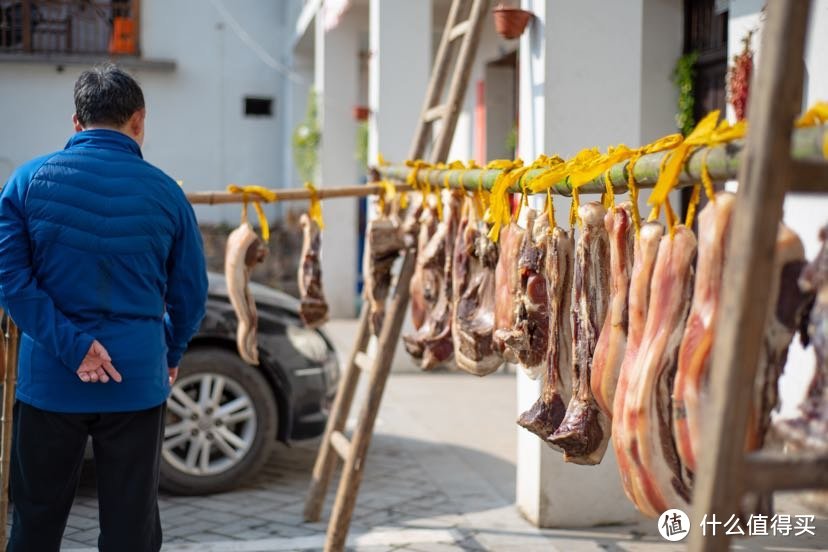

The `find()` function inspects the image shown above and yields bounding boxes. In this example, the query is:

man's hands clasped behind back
[77,340,122,383]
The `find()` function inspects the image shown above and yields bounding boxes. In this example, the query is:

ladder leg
[0,315,19,547]
[688,2,812,551]
[324,249,416,552]
[303,305,372,522]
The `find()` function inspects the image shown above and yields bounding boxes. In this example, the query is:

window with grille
[0,1,139,56]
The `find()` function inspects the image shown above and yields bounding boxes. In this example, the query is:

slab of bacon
[298,214,329,328]
[409,204,439,331]
[493,221,525,363]
[451,197,502,376]
[590,203,634,418]
[225,222,268,365]
[403,193,460,369]
[612,221,664,509]
[622,226,697,518]
[364,209,406,336]
[497,209,550,379]
[518,225,574,440]
[548,202,611,464]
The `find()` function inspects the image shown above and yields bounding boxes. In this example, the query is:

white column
[516,0,682,527]
[368,0,431,165]
[315,10,360,318]
[368,0,431,371]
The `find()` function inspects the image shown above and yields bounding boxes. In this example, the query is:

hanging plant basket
[353,105,370,121]
[493,6,533,40]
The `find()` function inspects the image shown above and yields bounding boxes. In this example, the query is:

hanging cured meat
[364,208,406,336]
[409,204,439,331]
[747,223,810,451]
[778,224,827,453]
[518,225,574,440]
[548,202,611,465]
[493,221,525,362]
[624,226,697,518]
[672,193,736,473]
[612,221,664,508]
[225,223,268,365]
[590,203,634,418]
[451,197,502,376]
[497,209,550,379]
[298,214,329,328]
[403,193,460,369]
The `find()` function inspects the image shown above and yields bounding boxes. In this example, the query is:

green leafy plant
[672,51,698,136]
[293,89,321,182]
[355,121,369,169]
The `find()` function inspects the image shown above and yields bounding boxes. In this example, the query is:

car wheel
[159,347,278,495]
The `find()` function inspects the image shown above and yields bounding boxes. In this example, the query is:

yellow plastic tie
[647,203,661,223]
[405,159,431,203]
[376,179,397,213]
[700,148,717,203]
[685,184,701,228]
[485,159,526,241]
[664,200,677,238]
[795,101,828,128]
[569,184,581,228]
[626,155,642,235]
[304,182,324,230]
[227,184,278,242]
[602,168,615,209]
[546,187,556,230]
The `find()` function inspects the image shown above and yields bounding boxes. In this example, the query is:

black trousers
[7,401,165,552]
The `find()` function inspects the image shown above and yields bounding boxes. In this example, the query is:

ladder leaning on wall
[302,1,491,551]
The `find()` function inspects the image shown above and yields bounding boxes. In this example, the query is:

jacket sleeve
[164,190,208,368]
[0,169,95,371]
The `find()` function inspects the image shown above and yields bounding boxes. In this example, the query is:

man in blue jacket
[0,64,208,551]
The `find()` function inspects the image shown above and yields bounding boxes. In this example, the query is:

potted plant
[353,105,370,121]
[293,89,321,182]
[493,3,534,40]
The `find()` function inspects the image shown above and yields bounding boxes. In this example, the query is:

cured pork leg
[611,221,664,509]
[672,193,735,473]
[403,193,460,369]
[225,223,267,365]
[452,198,502,376]
[498,209,550,379]
[778,224,827,453]
[409,205,439,331]
[493,221,525,362]
[518,226,574,440]
[298,214,329,328]
[364,211,406,335]
[548,202,611,465]
[591,203,634,417]
[626,226,696,518]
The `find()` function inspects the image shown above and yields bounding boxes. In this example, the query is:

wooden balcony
[0,0,140,56]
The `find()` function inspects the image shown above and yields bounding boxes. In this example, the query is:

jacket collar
[65,129,143,159]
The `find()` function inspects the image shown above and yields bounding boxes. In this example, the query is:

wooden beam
[743,451,828,493]
[329,431,351,460]
[688,2,813,551]
[0,315,19,546]
[790,159,828,192]
[187,183,414,206]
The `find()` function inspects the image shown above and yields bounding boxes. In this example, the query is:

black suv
[159,272,339,495]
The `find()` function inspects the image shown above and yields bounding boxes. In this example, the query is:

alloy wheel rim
[163,373,258,476]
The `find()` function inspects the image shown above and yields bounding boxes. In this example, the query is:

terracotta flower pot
[493,7,533,40]
[353,105,370,121]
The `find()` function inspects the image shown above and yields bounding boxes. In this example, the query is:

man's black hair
[73,63,145,127]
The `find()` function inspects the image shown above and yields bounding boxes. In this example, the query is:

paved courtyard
[12,321,826,551]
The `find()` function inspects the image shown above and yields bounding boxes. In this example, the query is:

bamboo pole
[378,124,828,196]
[0,313,19,545]
[186,183,413,206]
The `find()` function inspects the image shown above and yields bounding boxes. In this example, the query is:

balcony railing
[0,0,139,56]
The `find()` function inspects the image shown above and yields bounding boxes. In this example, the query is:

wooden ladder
[689,1,828,550]
[302,1,491,550]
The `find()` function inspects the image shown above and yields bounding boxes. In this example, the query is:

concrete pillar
[315,9,360,318]
[367,0,431,371]
[516,0,682,528]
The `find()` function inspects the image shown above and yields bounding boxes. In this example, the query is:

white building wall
[0,0,292,225]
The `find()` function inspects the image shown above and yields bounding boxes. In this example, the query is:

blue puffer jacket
[0,129,208,413]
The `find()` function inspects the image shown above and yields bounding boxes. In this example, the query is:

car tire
[159,347,278,495]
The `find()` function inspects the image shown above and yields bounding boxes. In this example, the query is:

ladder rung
[424,105,447,123]
[743,450,828,492]
[329,430,351,459]
[354,351,372,373]
[448,20,470,41]
[790,159,828,193]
